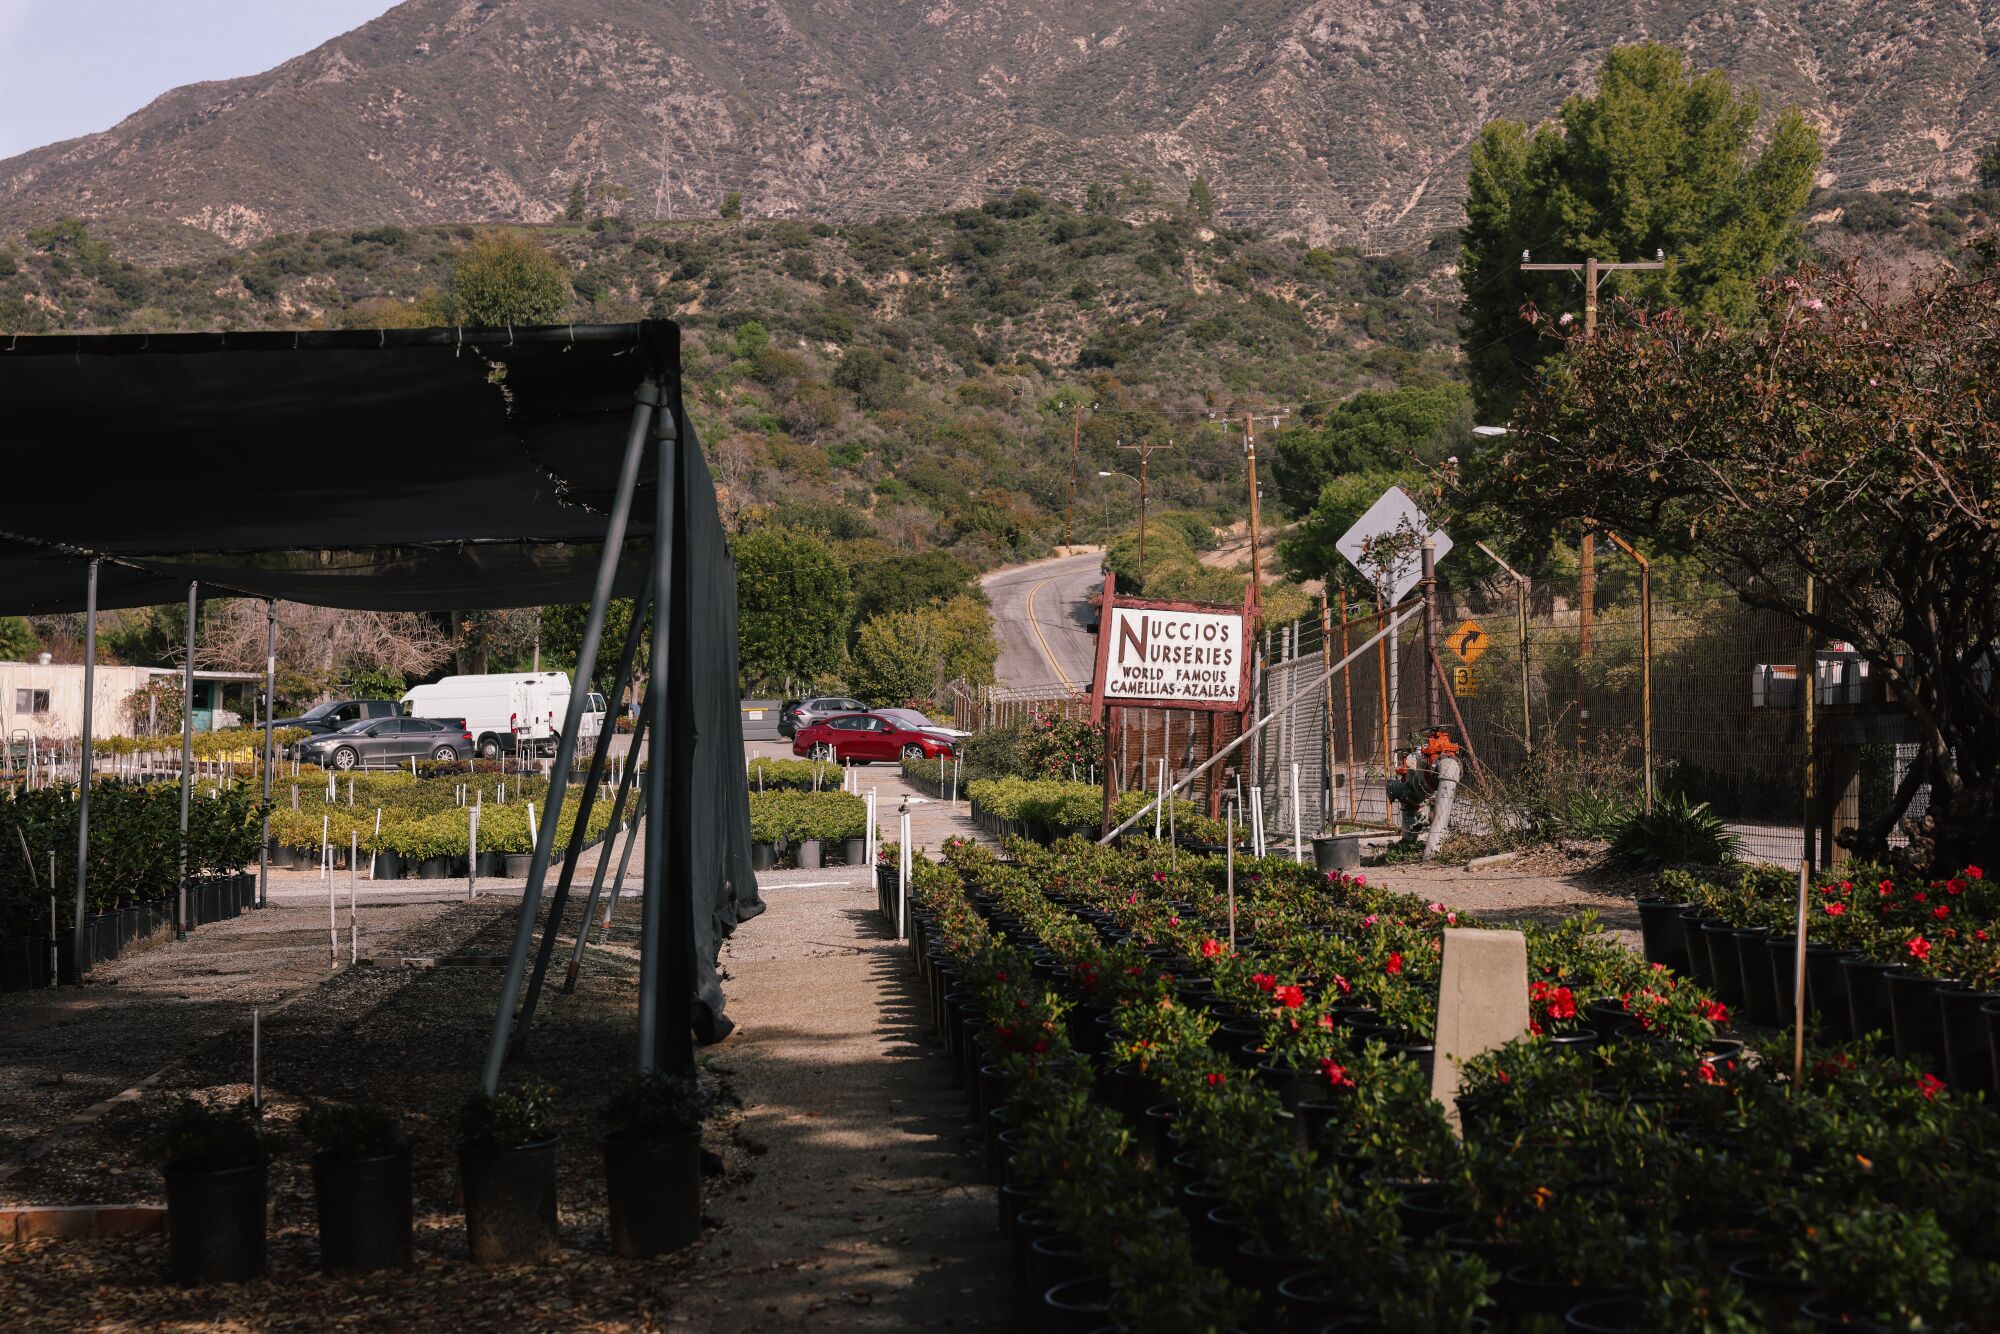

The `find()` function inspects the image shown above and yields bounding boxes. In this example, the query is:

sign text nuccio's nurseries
[1102,606,1243,705]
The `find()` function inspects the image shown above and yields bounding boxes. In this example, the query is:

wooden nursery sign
[1086,576,1255,716]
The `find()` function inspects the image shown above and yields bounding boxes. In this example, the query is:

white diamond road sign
[1334,485,1452,603]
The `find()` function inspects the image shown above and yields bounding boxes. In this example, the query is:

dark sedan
[779,695,871,738]
[791,713,957,765]
[296,717,472,770]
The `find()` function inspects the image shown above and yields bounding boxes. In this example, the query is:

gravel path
[676,866,1011,1330]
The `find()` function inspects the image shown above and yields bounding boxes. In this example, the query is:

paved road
[980,549,1104,691]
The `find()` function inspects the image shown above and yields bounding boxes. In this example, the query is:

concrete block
[1430,927,1531,1133]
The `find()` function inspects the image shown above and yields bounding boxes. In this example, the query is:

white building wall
[0,662,158,741]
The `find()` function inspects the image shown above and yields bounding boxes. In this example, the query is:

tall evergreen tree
[1460,44,1820,423]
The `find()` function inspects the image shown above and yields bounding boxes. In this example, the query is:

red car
[792,712,958,765]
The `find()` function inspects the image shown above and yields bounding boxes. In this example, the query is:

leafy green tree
[1979,141,2000,192]
[1187,176,1216,221]
[847,596,996,706]
[1460,43,1820,422]
[720,191,744,220]
[735,527,850,691]
[564,179,588,223]
[1271,385,1473,515]
[845,550,983,628]
[444,231,571,325]
[0,616,38,661]
[538,598,648,702]
[1483,261,2000,872]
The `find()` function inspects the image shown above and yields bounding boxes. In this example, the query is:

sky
[0,0,401,159]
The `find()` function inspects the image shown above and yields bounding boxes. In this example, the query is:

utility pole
[1117,437,1176,572]
[1520,250,1665,656]
[1244,414,1264,628]
[1063,401,1086,550]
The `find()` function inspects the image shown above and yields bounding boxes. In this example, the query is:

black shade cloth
[0,323,680,612]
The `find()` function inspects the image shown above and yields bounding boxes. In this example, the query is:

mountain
[4,0,1999,253]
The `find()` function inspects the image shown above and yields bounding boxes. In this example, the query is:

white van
[401,672,606,760]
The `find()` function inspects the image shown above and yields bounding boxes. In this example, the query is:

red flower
[1151,872,1167,882]
[1252,973,1278,993]
[1695,1063,1722,1085]
[1546,988,1577,1021]
[1385,952,1404,976]
[1319,1058,1356,1089]
[1933,905,1950,920]
[1915,891,1928,903]
[1317,1012,1335,1030]
[1908,936,1932,961]
[1205,1072,1226,1088]
[994,970,1008,981]
[1966,866,1983,880]
[1333,974,1353,996]
[1917,1072,1945,1100]
[1200,938,1222,958]
[1824,903,1847,916]
[1274,985,1305,1010]
[1702,1000,1729,1023]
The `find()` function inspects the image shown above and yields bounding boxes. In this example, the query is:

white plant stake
[321,813,330,880]
[349,832,358,965]
[1226,805,1238,949]
[1291,762,1305,863]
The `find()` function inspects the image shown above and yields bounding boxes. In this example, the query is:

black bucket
[459,1137,559,1263]
[312,1149,413,1274]
[164,1160,267,1284]
[600,1130,702,1257]
[1312,835,1361,875]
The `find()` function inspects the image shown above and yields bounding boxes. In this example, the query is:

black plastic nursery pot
[164,1160,267,1284]
[312,1149,413,1274]
[476,851,507,877]
[0,936,36,992]
[503,852,534,878]
[419,855,456,880]
[1938,987,2000,1094]
[750,842,775,872]
[600,1130,702,1258]
[795,839,823,870]
[842,836,866,865]
[1841,956,1900,1048]
[1732,928,1780,1026]
[1041,1274,1114,1334]
[1985,1000,2000,1097]
[1634,899,1692,973]
[459,1137,560,1263]
[1884,967,1954,1064]
[1676,911,1713,985]
[373,850,405,881]
[1700,922,1746,1008]
[1804,945,1857,1040]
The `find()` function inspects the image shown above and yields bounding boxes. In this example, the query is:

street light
[1098,469,1145,570]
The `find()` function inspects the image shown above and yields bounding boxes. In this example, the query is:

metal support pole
[638,392,680,1075]
[71,558,99,979]
[483,381,657,1096]
[1421,541,1439,730]
[563,691,649,993]
[518,578,654,1042]
[1319,595,1335,832]
[1376,588,1392,815]
[258,600,276,908]
[177,581,197,940]
[600,788,645,945]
